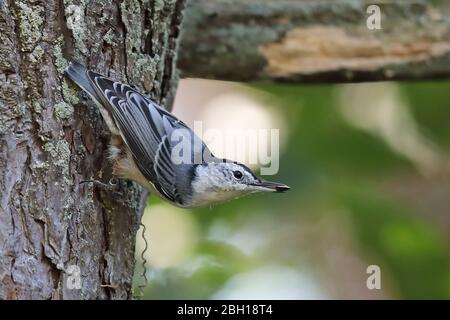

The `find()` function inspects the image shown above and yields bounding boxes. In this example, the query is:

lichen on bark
[0,0,186,300]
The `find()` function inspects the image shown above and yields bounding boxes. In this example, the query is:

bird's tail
[64,62,101,103]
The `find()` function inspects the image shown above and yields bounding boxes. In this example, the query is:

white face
[190,162,261,206]
[190,162,289,207]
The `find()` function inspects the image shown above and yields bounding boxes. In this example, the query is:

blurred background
[133,79,450,299]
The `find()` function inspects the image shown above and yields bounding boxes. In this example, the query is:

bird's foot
[100,283,119,289]
[79,178,123,196]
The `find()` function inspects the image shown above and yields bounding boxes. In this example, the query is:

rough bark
[0,0,185,299]
[179,0,450,83]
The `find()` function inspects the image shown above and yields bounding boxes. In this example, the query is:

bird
[64,62,290,208]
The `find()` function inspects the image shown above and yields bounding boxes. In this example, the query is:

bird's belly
[113,150,167,199]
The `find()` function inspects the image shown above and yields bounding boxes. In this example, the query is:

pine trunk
[0,0,185,299]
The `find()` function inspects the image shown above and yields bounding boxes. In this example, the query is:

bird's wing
[85,71,199,203]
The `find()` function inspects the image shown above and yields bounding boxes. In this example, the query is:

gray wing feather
[86,71,192,202]
[65,62,211,204]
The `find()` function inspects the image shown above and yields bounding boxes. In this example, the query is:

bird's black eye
[233,171,243,179]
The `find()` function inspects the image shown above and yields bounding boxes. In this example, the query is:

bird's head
[190,160,290,206]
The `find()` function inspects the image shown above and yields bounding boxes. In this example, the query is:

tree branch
[179,0,450,83]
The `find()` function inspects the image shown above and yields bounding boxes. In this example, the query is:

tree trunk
[179,0,450,83]
[0,0,185,299]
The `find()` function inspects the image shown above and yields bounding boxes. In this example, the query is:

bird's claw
[79,178,123,196]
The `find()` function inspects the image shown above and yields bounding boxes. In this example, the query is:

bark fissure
[117,0,130,83]
[161,0,186,107]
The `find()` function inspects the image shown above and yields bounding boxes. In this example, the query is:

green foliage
[140,80,450,299]
[336,186,450,299]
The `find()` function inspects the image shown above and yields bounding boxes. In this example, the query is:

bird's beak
[251,180,290,193]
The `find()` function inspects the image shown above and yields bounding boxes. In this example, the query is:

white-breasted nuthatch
[65,62,290,208]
